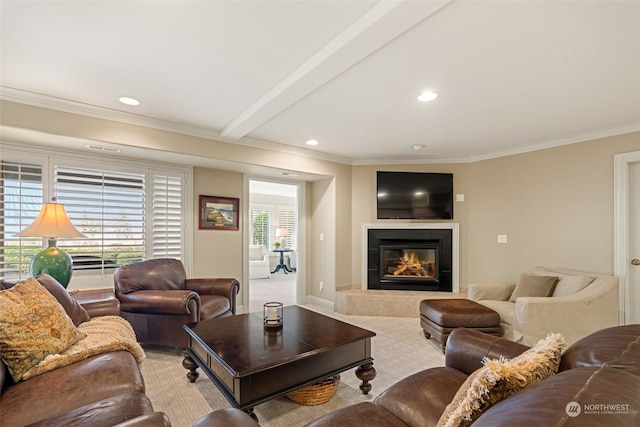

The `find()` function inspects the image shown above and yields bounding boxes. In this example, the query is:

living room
[1,1,640,426]
[2,104,638,320]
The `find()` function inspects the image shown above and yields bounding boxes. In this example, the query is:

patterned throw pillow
[437,332,566,427]
[0,277,86,381]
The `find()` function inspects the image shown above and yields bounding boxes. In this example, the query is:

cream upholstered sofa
[249,245,270,279]
[468,266,618,346]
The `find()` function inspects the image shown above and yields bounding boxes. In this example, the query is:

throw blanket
[21,315,145,381]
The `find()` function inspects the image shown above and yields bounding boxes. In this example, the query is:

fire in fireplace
[381,246,438,281]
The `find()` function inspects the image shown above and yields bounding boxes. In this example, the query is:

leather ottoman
[420,299,501,352]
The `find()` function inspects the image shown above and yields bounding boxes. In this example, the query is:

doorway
[614,151,640,324]
[247,179,301,313]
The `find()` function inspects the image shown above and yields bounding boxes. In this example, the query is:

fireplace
[364,224,458,292]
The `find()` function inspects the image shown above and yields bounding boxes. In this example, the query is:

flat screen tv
[377,171,453,220]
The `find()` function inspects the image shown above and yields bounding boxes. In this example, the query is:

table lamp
[15,197,85,288]
[276,228,289,247]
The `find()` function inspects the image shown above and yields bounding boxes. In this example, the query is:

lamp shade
[15,198,85,288]
[15,198,85,239]
[276,228,289,238]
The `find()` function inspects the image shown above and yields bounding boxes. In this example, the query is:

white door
[629,161,640,324]
[615,152,640,325]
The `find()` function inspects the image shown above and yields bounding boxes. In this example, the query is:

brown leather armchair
[114,258,240,347]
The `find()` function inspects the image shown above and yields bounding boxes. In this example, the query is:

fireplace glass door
[380,245,439,282]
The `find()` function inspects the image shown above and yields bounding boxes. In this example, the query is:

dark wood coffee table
[182,305,376,420]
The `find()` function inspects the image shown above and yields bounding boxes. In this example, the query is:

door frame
[614,150,640,325]
[242,175,306,313]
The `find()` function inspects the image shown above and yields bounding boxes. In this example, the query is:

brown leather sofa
[194,324,640,427]
[0,275,171,427]
[114,258,240,347]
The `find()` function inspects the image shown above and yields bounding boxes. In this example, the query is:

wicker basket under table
[286,375,340,406]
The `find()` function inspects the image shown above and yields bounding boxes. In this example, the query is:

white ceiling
[1,0,639,165]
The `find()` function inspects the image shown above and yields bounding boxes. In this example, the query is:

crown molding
[0,86,354,165]
[3,86,637,168]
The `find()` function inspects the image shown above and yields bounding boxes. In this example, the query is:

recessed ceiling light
[119,96,140,106]
[305,139,319,146]
[417,91,438,102]
[412,144,426,150]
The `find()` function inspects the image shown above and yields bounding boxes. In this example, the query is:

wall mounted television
[377,171,453,220]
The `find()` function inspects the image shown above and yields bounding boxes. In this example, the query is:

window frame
[0,143,193,282]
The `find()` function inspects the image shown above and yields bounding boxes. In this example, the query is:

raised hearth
[362,223,459,293]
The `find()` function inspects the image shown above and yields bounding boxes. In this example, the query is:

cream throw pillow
[0,277,86,381]
[509,273,559,302]
[437,332,566,427]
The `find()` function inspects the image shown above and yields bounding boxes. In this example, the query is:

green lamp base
[30,241,73,288]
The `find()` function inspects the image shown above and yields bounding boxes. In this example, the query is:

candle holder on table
[264,302,283,330]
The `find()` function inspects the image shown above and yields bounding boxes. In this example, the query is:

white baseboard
[305,295,335,311]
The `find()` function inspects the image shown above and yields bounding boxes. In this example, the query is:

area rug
[139,304,445,427]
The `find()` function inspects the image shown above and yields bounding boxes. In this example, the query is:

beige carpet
[139,304,445,427]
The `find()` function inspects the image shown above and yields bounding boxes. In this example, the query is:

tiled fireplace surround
[334,223,466,317]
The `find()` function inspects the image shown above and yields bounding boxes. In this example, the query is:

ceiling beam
[219,0,452,140]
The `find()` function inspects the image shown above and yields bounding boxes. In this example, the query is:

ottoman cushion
[420,299,500,328]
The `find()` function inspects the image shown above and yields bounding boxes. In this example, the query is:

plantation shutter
[277,208,296,249]
[152,173,183,259]
[54,166,145,270]
[251,208,270,245]
[0,161,43,280]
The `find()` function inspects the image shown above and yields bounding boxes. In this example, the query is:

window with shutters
[0,160,44,280]
[277,208,296,248]
[0,147,191,281]
[251,208,270,246]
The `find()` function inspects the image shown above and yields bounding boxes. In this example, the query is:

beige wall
[192,167,244,286]
[349,133,639,289]
[466,132,639,283]
[2,100,638,301]
[0,100,353,302]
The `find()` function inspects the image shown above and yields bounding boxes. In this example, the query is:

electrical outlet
[497,235,508,244]
[319,281,324,292]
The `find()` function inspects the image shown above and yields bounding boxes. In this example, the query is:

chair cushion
[25,391,156,427]
[200,295,231,320]
[475,300,515,326]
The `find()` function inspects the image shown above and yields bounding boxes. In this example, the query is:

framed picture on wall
[199,195,239,230]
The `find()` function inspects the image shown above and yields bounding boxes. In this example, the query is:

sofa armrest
[186,278,240,314]
[117,289,200,315]
[445,328,530,375]
[468,283,515,302]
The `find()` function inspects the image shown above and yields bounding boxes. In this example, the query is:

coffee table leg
[182,350,200,383]
[245,407,258,422]
[355,362,376,394]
